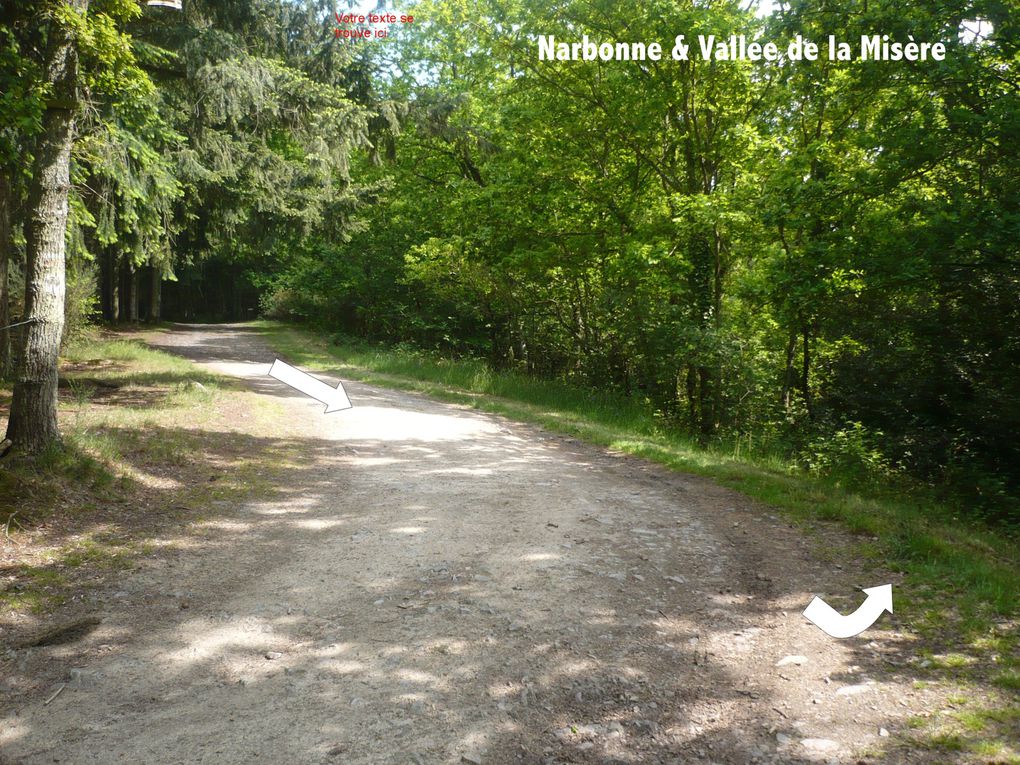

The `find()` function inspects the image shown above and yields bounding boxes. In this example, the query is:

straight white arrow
[267,359,352,413]
[803,584,893,639]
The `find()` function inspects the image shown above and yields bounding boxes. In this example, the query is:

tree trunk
[102,246,119,320]
[0,170,12,378]
[698,365,713,439]
[149,266,161,322]
[127,267,139,322]
[6,0,88,454]
[781,329,797,412]
[801,323,813,418]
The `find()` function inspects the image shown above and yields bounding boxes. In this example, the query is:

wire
[0,318,40,332]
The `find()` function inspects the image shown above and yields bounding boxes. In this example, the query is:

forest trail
[2,324,933,764]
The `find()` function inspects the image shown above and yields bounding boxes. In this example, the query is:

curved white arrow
[803,584,893,638]
[268,359,352,413]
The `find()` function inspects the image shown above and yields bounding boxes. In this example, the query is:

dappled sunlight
[291,518,349,531]
[340,455,403,467]
[191,519,255,534]
[6,325,1003,764]
[317,658,369,677]
[250,501,315,515]
[0,719,29,749]
[520,551,560,562]
[426,466,495,476]
[393,667,443,686]
[75,451,187,489]
[164,620,274,667]
[335,405,505,443]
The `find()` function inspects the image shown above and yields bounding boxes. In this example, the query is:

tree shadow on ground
[2,325,1016,763]
[1,421,1012,763]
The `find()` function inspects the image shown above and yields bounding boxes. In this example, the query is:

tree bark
[149,265,161,322]
[6,0,88,453]
[0,170,12,378]
[781,329,797,412]
[104,246,119,320]
[127,266,139,322]
[801,323,813,418]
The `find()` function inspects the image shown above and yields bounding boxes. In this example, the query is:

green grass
[0,333,251,619]
[252,320,1020,637]
[906,705,1020,761]
[994,671,1020,691]
[1,336,223,520]
[61,337,226,395]
[1,330,321,624]
[0,564,68,614]
[59,536,134,570]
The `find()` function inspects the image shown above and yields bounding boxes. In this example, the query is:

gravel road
[1,324,936,764]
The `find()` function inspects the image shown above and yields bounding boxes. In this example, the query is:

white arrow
[803,584,893,639]
[267,359,352,413]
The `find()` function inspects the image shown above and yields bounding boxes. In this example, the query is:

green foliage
[0,25,44,165]
[5,0,1017,521]
[260,0,1019,521]
[800,422,895,485]
[62,259,100,346]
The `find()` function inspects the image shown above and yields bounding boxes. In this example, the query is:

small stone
[775,655,808,667]
[264,651,283,660]
[776,733,791,745]
[461,753,482,765]
[879,727,890,737]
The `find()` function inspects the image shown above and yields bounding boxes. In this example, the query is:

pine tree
[6,0,90,452]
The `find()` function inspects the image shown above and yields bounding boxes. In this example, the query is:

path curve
[1,323,924,765]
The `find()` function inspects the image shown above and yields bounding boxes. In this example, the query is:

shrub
[800,421,895,484]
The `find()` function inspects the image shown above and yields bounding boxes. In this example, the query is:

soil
[0,324,955,764]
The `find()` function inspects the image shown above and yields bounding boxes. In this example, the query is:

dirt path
[1,324,935,764]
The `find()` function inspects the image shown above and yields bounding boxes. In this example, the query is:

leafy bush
[800,421,895,485]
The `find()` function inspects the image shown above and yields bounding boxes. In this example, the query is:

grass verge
[0,331,284,622]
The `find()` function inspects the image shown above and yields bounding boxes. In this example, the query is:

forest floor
[0,323,1017,765]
